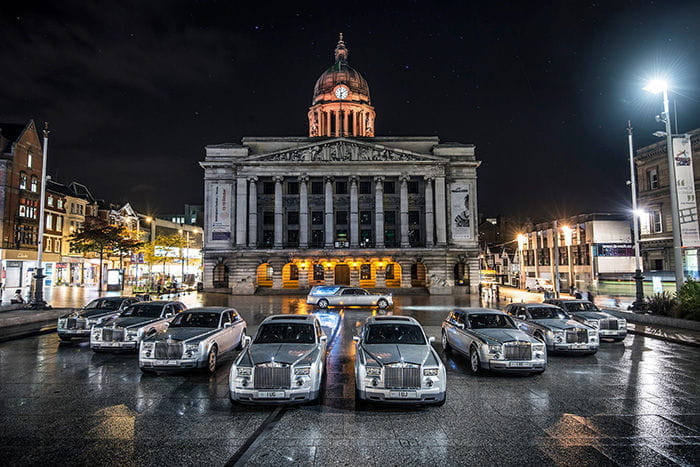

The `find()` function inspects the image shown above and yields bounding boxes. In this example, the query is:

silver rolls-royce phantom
[354,316,446,406]
[90,301,186,351]
[306,286,393,309]
[505,302,599,354]
[442,308,547,374]
[544,299,627,341]
[229,314,327,404]
[140,307,247,374]
[57,296,141,342]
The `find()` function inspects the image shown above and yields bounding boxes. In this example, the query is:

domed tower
[308,34,375,137]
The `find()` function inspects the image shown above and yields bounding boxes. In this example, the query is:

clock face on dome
[334,85,349,99]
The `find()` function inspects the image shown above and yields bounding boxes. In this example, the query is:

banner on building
[672,136,700,247]
[450,181,473,241]
[211,183,232,239]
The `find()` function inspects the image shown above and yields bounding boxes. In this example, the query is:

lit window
[45,238,52,252]
[19,173,27,190]
[56,216,63,231]
[652,210,663,233]
[57,198,63,209]
[46,214,53,230]
[47,196,53,207]
[27,152,32,168]
[19,205,26,217]
[30,177,38,193]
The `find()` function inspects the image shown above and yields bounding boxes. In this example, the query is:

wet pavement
[1,294,699,466]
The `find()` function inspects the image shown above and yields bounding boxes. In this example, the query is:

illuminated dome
[308,34,375,137]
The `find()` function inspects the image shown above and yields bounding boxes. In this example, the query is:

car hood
[362,344,431,366]
[67,309,118,319]
[100,316,162,329]
[472,328,537,344]
[248,343,317,365]
[530,318,586,331]
[148,327,219,343]
[571,311,612,321]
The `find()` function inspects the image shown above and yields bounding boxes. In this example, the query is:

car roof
[183,306,234,314]
[262,314,316,324]
[548,299,593,304]
[517,303,562,309]
[454,308,506,315]
[365,316,419,325]
[132,300,171,305]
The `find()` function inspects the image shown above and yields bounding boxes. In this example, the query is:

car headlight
[532,343,545,352]
[618,319,626,326]
[423,368,439,376]
[126,331,138,341]
[294,367,311,376]
[141,342,154,350]
[589,329,598,336]
[365,367,381,377]
[237,367,252,376]
[185,343,199,357]
[488,344,501,353]
[92,329,101,340]
[58,319,66,327]
[584,320,599,329]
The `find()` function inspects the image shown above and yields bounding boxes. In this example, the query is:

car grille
[154,342,183,359]
[66,318,86,330]
[599,319,618,330]
[102,328,124,342]
[503,342,532,360]
[566,328,588,343]
[384,364,421,389]
[254,365,291,389]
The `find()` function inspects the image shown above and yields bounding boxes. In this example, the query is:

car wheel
[469,346,481,374]
[317,299,329,309]
[442,331,451,352]
[377,299,388,309]
[206,346,218,374]
[236,329,247,350]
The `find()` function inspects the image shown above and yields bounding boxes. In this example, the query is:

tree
[112,226,144,291]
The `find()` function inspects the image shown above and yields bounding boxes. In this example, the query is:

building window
[289,264,299,281]
[360,229,373,247]
[27,152,32,168]
[335,229,348,247]
[55,239,61,253]
[336,181,347,194]
[56,216,62,231]
[385,229,396,247]
[386,264,395,280]
[45,237,52,252]
[19,172,27,190]
[287,181,299,195]
[78,204,83,215]
[287,211,299,225]
[311,211,323,225]
[311,230,324,247]
[313,264,324,281]
[385,211,396,225]
[47,196,54,207]
[408,211,420,225]
[559,247,568,265]
[263,212,274,225]
[57,198,63,209]
[407,181,419,194]
[287,229,299,246]
[409,229,421,247]
[311,181,324,194]
[263,182,275,194]
[262,230,274,246]
[46,214,53,230]
[384,181,396,194]
[359,181,372,194]
[360,211,372,224]
[30,176,38,193]
[19,205,26,217]
[652,210,663,233]
[336,211,348,225]
[648,168,659,190]
[360,264,371,280]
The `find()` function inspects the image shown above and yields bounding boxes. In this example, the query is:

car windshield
[255,323,316,344]
[84,299,121,310]
[562,302,599,312]
[170,312,220,328]
[468,314,516,329]
[121,304,164,318]
[528,307,568,320]
[365,324,426,345]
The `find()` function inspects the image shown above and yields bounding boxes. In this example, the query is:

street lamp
[517,234,527,290]
[644,79,684,291]
[29,123,50,309]
[626,121,645,309]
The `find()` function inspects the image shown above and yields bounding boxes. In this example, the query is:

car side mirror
[352,336,361,342]
[428,336,436,343]
[224,322,232,328]
[456,323,465,330]
[243,336,252,347]
[320,335,328,342]
[165,313,173,318]
[164,323,170,328]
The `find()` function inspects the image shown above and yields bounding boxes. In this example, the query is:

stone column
[299,175,309,248]
[343,111,348,136]
[399,175,410,248]
[435,176,447,246]
[398,259,412,288]
[324,176,334,248]
[375,264,386,288]
[335,111,340,137]
[271,259,284,289]
[374,176,385,248]
[298,263,309,289]
[235,177,247,247]
[349,176,359,247]
[323,263,334,285]
[274,176,283,248]
[424,176,434,247]
[247,177,258,247]
[350,263,360,286]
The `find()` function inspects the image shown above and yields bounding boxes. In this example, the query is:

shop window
[313,264,324,281]
[386,264,395,280]
[360,264,371,280]
[289,264,299,281]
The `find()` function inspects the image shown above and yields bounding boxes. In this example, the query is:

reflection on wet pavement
[0,294,698,466]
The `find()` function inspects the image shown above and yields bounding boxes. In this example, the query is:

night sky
[2,1,699,222]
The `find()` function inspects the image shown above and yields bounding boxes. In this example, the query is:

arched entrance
[335,263,350,285]
[454,263,468,286]
[213,262,229,288]
[359,263,374,288]
[256,263,272,287]
[385,262,401,288]
[411,262,427,287]
[282,263,300,288]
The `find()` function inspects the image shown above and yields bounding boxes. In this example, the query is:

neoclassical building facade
[201,36,480,294]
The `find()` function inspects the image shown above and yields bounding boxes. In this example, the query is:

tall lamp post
[517,234,527,290]
[643,79,684,291]
[30,122,51,310]
[626,121,645,308]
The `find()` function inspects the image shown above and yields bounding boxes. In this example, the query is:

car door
[218,311,234,352]
[446,311,467,354]
[230,310,245,348]
[339,288,356,306]
[315,320,326,370]
[513,307,532,334]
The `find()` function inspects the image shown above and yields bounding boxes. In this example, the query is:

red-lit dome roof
[312,34,371,105]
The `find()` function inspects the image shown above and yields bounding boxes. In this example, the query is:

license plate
[258,391,285,399]
[509,361,532,368]
[389,391,417,399]
[162,360,179,366]
[103,342,120,347]
[571,344,587,349]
